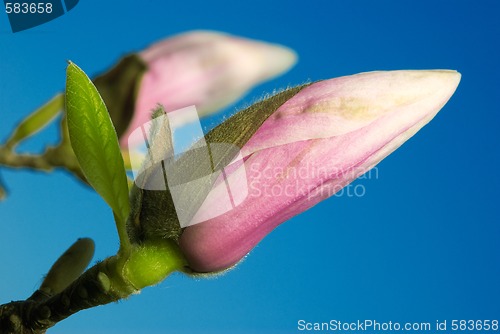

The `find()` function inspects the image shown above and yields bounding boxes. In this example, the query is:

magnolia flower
[177,70,461,273]
[118,30,297,147]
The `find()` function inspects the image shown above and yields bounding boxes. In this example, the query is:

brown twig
[0,256,136,333]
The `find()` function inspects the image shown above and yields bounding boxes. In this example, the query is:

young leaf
[4,94,63,149]
[65,62,131,243]
[39,238,95,296]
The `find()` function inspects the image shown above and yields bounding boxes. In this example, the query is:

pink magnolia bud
[178,70,461,273]
[121,30,297,147]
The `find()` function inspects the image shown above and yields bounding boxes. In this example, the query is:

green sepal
[93,54,147,139]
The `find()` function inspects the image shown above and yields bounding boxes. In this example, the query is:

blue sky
[0,1,499,333]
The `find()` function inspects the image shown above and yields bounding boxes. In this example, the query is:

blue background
[1,1,499,333]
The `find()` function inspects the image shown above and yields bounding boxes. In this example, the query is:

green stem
[122,239,187,289]
[0,145,87,184]
[0,147,53,170]
[114,212,132,254]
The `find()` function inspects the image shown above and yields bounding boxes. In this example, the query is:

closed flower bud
[93,30,297,147]
[176,70,461,272]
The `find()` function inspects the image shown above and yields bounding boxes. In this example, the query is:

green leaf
[65,62,131,246]
[4,94,63,149]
